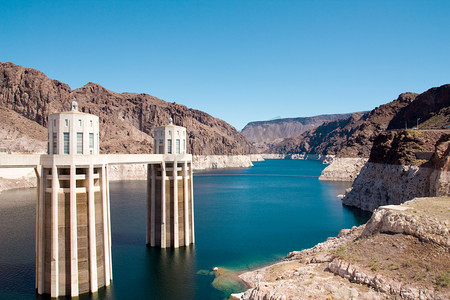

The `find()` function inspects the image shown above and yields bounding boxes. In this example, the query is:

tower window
[78,120,82,127]
[77,132,83,154]
[53,133,57,154]
[158,140,164,154]
[167,139,172,154]
[65,119,69,127]
[89,133,94,150]
[63,133,69,154]
[176,139,180,154]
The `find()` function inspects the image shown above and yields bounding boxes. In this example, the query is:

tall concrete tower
[147,119,195,248]
[36,102,112,297]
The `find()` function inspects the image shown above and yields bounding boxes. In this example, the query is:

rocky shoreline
[342,162,449,212]
[318,157,368,182]
[0,154,264,192]
[192,154,263,170]
[0,151,354,193]
[232,197,450,300]
[0,154,357,192]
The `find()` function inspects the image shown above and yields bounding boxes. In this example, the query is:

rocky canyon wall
[0,62,254,155]
[342,131,450,211]
[341,163,447,211]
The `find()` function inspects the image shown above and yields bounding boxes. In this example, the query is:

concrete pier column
[51,165,59,297]
[34,167,39,290]
[173,159,179,248]
[35,166,45,292]
[189,162,195,244]
[146,164,151,245]
[183,161,190,246]
[160,162,167,248]
[101,164,111,285]
[70,165,79,297]
[106,165,113,280]
[88,164,98,292]
[37,166,45,294]
[150,164,156,246]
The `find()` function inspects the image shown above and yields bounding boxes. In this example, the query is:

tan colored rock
[342,162,449,211]
[0,108,47,153]
[192,155,254,170]
[237,198,450,300]
[0,168,37,192]
[319,157,368,182]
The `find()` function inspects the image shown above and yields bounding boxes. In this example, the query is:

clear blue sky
[2,0,449,130]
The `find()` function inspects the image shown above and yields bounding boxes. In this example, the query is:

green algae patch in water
[211,267,249,298]
[196,269,214,276]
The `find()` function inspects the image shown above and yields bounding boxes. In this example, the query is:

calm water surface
[0,159,370,299]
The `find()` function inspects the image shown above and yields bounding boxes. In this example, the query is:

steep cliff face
[268,92,418,157]
[0,62,72,125]
[388,84,450,130]
[0,62,254,155]
[338,92,419,157]
[0,107,47,153]
[343,130,450,211]
[241,113,355,153]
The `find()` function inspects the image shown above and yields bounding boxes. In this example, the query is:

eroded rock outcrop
[192,155,263,170]
[343,130,450,211]
[388,84,450,130]
[319,157,368,181]
[236,198,450,300]
[0,107,47,153]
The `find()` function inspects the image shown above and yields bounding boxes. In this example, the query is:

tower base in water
[146,155,195,248]
[36,157,112,297]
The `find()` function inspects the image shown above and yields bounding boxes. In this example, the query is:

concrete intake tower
[31,103,195,297]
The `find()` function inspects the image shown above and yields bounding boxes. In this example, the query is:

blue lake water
[0,159,370,299]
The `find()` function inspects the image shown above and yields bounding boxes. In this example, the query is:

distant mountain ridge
[0,61,254,155]
[268,87,450,157]
[241,113,358,152]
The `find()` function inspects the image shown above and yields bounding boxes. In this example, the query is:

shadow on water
[342,205,373,225]
[142,246,197,300]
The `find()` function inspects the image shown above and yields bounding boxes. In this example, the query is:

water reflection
[144,246,196,300]
[342,205,372,225]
